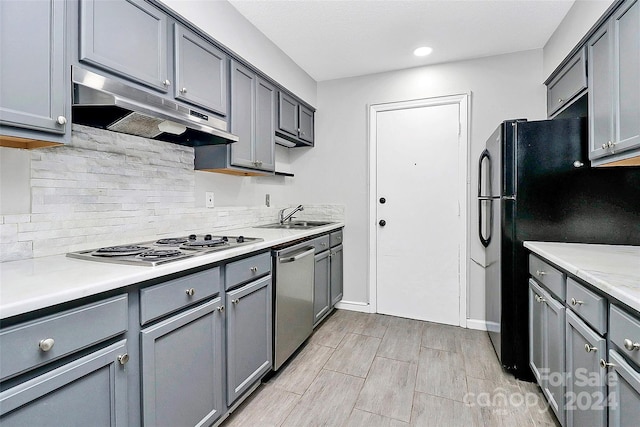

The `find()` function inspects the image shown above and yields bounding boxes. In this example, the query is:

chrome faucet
[279,205,304,224]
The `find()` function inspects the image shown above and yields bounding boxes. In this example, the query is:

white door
[375,101,463,325]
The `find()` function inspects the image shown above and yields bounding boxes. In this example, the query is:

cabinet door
[314,250,331,326]
[298,105,315,145]
[330,244,343,306]
[545,291,566,425]
[278,92,299,137]
[608,350,640,427]
[254,78,276,172]
[141,298,223,427]
[565,310,606,427]
[612,0,640,154]
[226,275,272,405]
[230,61,256,169]
[174,24,228,116]
[79,0,169,92]
[588,23,614,161]
[0,340,128,426]
[0,0,67,135]
[529,280,546,384]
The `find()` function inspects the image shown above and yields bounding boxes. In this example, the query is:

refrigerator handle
[478,199,492,248]
[478,149,491,197]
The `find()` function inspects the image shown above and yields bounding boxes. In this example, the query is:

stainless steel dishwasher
[273,240,315,370]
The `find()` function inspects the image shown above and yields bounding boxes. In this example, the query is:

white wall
[543,0,615,79]
[292,50,546,323]
[159,0,317,107]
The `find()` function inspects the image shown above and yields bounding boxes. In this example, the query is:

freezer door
[485,125,504,197]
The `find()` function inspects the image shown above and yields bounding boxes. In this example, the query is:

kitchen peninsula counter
[524,241,640,313]
[0,223,343,320]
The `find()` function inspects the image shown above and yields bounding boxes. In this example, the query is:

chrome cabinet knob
[624,339,640,351]
[602,143,608,150]
[56,116,67,125]
[180,87,187,94]
[231,299,239,304]
[163,79,171,87]
[570,298,584,306]
[585,344,597,353]
[535,294,546,303]
[320,243,327,247]
[536,270,546,276]
[217,306,225,312]
[186,288,195,296]
[573,161,584,168]
[250,266,258,273]
[118,353,129,365]
[558,98,564,104]
[38,338,55,352]
[600,359,615,369]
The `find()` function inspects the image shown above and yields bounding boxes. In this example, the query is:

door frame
[368,94,470,327]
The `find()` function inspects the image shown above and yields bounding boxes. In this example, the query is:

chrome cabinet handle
[217,306,225,312]
[624,339,640,351]
[186,288,195,296]
[535,294,546,303]
[163,79,171,87]
[558,98,564,104]
[231,299,239,304]
[570,298,584,306]
[38,338,55,352]
[600,359,615,369]
[536,270,546,276]
[180,87,187,94]
[56,116,67,125]
[573,161,584,168]
[118,353,129,365]
[250,266,258,273]
[585,344,597,353]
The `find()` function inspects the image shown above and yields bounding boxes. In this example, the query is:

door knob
[379,220,386,226]
[379,197,386,204]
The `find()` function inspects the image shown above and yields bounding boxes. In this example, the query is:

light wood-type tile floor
[222,309,561,427]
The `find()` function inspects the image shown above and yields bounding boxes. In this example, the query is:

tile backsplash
[0,125,344,262]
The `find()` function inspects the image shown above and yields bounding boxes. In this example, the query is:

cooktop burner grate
[156,238,189,245]
[94,245,150,256]
[137,249,184,259]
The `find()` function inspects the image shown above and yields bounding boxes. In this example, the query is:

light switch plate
[206,192,214,208]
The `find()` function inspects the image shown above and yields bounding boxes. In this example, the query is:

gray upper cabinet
[174,24,228,117]
[0,340,128,426]
[588,0,640,166]
[0,0,69,144]
[226,275,272,405]
[545,47,587,118]
[79,0,170,92]
[140,298,224,427]
[229,61,275,172]
[277,92,315,147]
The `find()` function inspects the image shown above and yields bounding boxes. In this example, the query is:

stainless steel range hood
[72,67,238,146]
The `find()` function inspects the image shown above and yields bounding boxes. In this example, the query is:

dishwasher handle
[278,247,315,263]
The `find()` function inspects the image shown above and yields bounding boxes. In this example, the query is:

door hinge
[458,122,461,136]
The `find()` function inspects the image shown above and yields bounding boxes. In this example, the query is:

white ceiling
[228,0,576,82]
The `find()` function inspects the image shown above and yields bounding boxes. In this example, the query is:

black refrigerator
[478,118,640,380]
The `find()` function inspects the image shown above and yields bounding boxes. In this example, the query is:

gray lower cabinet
[229,61,275,172]
[565,310,607,427]
[0,0,69,144]
[174,23,228,117]
[226,275,272,405]
[528,279,565,425]
[607,350,640,427]
[587,0,640,166]
[79,0,170,92]
[314,250,331,326]
[330,244,344,307]
[140,298,224,427]
[0,340,128,426]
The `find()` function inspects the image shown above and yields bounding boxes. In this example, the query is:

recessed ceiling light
[413,46,433,57]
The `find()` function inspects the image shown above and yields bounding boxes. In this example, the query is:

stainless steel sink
[258,221,333,229]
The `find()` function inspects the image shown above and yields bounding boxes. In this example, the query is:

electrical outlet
[205,192,214,208]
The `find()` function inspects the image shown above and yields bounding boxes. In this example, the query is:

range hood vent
[72,67,238,146]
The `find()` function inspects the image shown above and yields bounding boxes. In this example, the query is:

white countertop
[524,241,640,312]
[0,223,343,319]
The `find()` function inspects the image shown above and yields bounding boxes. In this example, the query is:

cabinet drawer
[567,278,607,335]
[546,47,587,117]
[0,294,128,381]
[309,235,330,253]
[330,230,343,247]
[529,255,566,300]
[140,267,221,325]
[226,252,271,290]
[610,305,640,368]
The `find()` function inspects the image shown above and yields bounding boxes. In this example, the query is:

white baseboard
[334,300,372,313]
[465,319,488,331]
